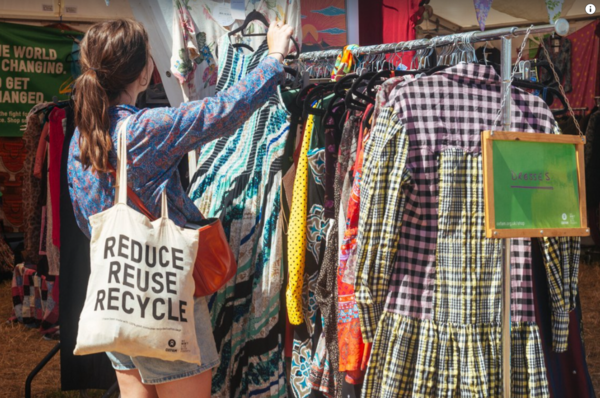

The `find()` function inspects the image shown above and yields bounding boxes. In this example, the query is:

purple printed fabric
[473,0,493,31]
[68,57,284,237]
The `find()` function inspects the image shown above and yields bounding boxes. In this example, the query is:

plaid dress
[355,64,580,397]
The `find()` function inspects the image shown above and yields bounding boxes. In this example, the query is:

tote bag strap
[113,115,171,221]
[115,116,131,206]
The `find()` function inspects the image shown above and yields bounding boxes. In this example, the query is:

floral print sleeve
[68,56,284,238]
[128,56,284,169]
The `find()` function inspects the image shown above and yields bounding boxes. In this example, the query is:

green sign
[0,22,80,137]
[493,140,580,229]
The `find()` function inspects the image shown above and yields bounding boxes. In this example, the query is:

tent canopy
[430,0,599,29]
[0,0,134,24]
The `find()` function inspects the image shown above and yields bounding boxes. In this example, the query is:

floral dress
[172,0,301,101]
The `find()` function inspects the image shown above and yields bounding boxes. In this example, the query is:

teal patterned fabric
[188,35,290,397]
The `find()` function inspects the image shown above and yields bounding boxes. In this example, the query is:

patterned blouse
[68,57,284,237]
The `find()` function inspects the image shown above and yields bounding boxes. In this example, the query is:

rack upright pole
[500,36,512,398]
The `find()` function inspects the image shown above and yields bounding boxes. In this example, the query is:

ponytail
[74,19,150,173]
[74,69,112,172]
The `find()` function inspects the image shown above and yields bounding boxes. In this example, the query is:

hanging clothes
[355,63,580,398]
[585,110,600,213]
[48,107,65,249]
[337,113,369,386]
[311,106,353,398]
[59,105,117,391]
[531,240,596,398]
[289,96,334,397]
[538,35,572,92]
[45,171,59,276]
[22,113,44,266]
[287,111,316,396]
[382,0,419,45]
[187,36,291,398]
[43,106,66,276]
[171,0,301,101]
[544,20,600,111]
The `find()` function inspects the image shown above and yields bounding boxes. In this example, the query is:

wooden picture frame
[482,131,589,238]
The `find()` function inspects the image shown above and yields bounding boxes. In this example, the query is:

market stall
[1,1,600,397]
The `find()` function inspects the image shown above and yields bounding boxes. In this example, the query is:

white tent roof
[0,0,134,24]
[430,0,599,29]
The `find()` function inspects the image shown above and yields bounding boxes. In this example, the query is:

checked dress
[356,64,580,397]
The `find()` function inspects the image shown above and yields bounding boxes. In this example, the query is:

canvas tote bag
[74,117,201,364]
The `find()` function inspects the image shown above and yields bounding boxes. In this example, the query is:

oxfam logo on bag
[166,339,178,352]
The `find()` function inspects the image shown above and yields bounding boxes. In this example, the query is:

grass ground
[1,260,599,397]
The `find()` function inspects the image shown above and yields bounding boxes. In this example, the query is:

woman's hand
[267,20,293,62]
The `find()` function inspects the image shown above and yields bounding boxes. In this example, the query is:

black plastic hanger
[229,10,301,58]
[303,83,334,118]
[344,72,377,111]
[352,72,378,103]
[296,83,317,110]
[322,96,346,131]
[327,73,357,114]
[511,78,569,115]
[333,73,358,99]
[228,10,269,38]
[423,64,449,75]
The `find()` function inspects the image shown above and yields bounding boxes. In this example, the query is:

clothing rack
[299,19,569,60]
[300,18,570,398]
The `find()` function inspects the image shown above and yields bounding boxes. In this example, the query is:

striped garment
[188,36,290,398]
[356,64,580,397]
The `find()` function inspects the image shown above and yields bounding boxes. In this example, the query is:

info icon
[586,4,596,14]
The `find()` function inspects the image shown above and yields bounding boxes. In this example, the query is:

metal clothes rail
[299,19,569,60]
[299,19,570,398]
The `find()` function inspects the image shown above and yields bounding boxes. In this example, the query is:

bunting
[473,0,493,31]
[546,0,566,23]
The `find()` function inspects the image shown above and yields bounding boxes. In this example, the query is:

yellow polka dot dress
[286,114,315,325]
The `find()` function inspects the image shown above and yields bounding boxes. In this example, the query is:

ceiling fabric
[491,0,575,22]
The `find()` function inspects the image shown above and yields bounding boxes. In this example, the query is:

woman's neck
[111,86,141,107]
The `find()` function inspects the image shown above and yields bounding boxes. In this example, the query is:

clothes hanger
[228,10,301,57]
[332,73,358,99]
[347,71,377,107]
[365,46,424,97]
[228,10,270,39]
[296,83,317,107]
[303,82,334,118]
[511,78,569,115]
[317,73,357,129]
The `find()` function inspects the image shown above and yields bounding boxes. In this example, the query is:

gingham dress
[355,64,580,398]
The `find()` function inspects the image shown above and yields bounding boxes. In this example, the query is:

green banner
[0,22,80,137]
[492,140,581,229]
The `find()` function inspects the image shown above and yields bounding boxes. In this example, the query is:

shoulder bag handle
[113,116,168,222]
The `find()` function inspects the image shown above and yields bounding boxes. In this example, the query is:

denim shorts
[106,296,220,384]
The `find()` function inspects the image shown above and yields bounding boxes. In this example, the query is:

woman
[68,18,293,398]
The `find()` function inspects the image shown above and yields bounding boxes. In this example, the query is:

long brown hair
[74,19,150,173]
